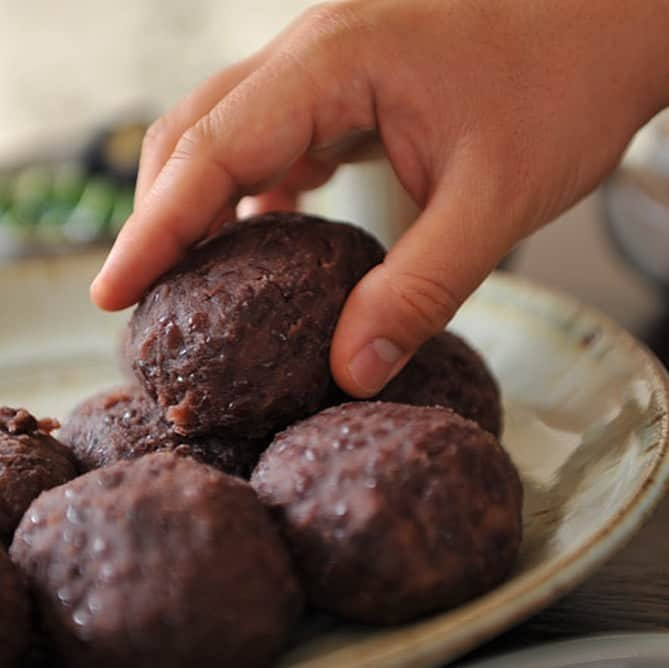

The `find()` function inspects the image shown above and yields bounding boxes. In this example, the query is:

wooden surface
[459,489,669,663]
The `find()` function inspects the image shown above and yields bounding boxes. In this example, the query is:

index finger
[90,61,316,311]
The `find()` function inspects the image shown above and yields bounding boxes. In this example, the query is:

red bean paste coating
[0,545,30,667]
[376,331,502,436]
[0,407,77,546]
[59,386,266,479]
[252,402,522,625]
[11,452,304,668]
[125,212,385,437]
[117,324,135,381]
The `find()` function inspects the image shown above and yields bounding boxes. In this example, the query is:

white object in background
[623,109,669,173]
[0,0,415,246]
[302,160,418,248]
[603,110,669,287]
[0,1,320,160]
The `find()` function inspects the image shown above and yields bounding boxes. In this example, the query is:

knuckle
[387,268,461,339]
[173,121,210,161]
[172,118,233,186]
[142,115,173,153]
[295,1,366,46]
[279,1,369,100]
[298,2,345,30]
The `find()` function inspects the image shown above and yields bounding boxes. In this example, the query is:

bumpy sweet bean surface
[59,385,266,478]
[0,407,77,546]
[0,545,29,667]
[125,213,385,437]
[252,402,522,625]
[376,331,502,436]
[10,452,304,668]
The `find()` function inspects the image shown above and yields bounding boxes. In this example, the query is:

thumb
[330,172,517,398]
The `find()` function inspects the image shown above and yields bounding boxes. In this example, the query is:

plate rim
[459,631,669,667]
[286,271,669,668]
[2,254,669,668]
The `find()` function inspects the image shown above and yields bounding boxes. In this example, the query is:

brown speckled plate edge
[1,255,668,668]
[279,272,669,668]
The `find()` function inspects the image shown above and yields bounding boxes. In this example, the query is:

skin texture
[90,0,669,397]
[0,407,77,546]
[0,545,30,667]
[126,212,384,436]
[10,452,304,668]
[59,385,267,478]
[252,402,522,624]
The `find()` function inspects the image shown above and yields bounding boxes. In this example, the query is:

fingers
[91,3,378,311]
[237,154,338,217]
[91,21,375,311]
[330,161,517,397]
[132,3,325,207]
[135,57,262,206]
[90,64,313,310]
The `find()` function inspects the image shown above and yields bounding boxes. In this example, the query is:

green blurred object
[63,207,107,243]
[11,166,53,225]
[35,205,71,244]
[63,177,116,243]
[0,166,126,248]
[12,165,52,201]
[11,198,44,226]
[0,119,145,256]
[79,176,116,213]
[109,188,134,234]
[0,208,33,243]
[0,175,12,213]
[52,162,86,207]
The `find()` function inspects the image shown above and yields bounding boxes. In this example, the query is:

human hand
[90,0,669,396]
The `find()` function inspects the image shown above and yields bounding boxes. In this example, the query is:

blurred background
[1,0,668,362]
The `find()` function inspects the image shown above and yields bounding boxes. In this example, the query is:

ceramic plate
[1,253,668,668]
[460,632,669,668]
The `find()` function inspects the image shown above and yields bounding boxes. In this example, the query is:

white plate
[1,253,668,668]
[460,632,669,668]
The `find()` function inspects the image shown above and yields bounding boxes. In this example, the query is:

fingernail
[347,338,404,396]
